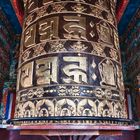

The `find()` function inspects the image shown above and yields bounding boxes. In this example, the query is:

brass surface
[15,0,127,124]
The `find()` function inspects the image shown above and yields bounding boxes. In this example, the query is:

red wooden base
[8,124,135,136]
[0,128,137,140]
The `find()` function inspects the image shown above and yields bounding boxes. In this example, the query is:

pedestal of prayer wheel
[14,0,128,126]
[8,124,135,136]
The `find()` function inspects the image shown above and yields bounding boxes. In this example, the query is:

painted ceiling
[118,0,140,35]
[0,0,21,34]
[0,0,140,35]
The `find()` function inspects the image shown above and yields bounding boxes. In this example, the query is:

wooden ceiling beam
[12,0,23,26]
[116,0,129,23]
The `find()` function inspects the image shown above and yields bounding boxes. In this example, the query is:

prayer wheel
[14,0,128,125]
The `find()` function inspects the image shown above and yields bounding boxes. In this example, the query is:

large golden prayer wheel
[14,0,128,125]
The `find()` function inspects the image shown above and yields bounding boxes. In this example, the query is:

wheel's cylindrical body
[15,0,128,125]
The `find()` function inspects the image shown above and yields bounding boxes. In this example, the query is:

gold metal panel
[15,0,128,125]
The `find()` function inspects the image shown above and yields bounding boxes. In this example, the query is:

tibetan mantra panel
[14,0,128,125]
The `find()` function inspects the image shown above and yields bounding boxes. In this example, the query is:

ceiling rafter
[116,0,129,23]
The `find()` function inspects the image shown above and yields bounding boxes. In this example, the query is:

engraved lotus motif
[105,89,112,99]
[71,41,88,51]
[52,3,65,12]
[33,44,46,57]
[77,99,97,116]
[58,86,67,96]
[28,89,34,98]
[72,3,86,13]
[55,99,76,116]
[70,86,81,96]
[95,88,104,98]
[35,88,44,98]
[49,41,66,52]
[22,51,30,61]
